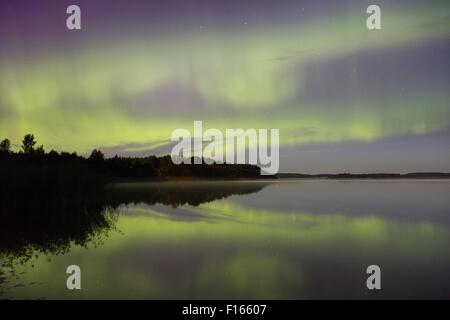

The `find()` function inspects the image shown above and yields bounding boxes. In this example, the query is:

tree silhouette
[0,139,11,153]
[89,149,105,163]
[35,145,45,155]
[22,134,36,154]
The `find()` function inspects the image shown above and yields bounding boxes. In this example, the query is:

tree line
[0,134,261,179]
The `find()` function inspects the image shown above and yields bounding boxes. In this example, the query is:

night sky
[1,0,449,173]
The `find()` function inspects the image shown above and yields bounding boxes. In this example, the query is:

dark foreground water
[1,180,449,299]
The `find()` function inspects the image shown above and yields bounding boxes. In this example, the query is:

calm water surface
[1,180,449,299]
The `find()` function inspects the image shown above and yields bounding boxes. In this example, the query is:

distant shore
[109,172,450,183]
[276,172,450,179]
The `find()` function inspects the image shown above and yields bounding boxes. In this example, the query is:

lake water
[1,180,449,299]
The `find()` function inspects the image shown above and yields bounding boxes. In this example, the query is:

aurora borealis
[1,0,449,172]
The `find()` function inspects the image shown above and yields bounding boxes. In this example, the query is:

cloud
[268,56,293,62]
[297,39,450,105]
[99,139,175,158]
[279,129,450,173]
[116,80,206,117]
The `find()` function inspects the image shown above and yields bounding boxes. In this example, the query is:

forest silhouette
[0,134,261,182]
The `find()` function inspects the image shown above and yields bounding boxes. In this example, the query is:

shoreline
[107,175,450,185]
[276,172,450,180]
